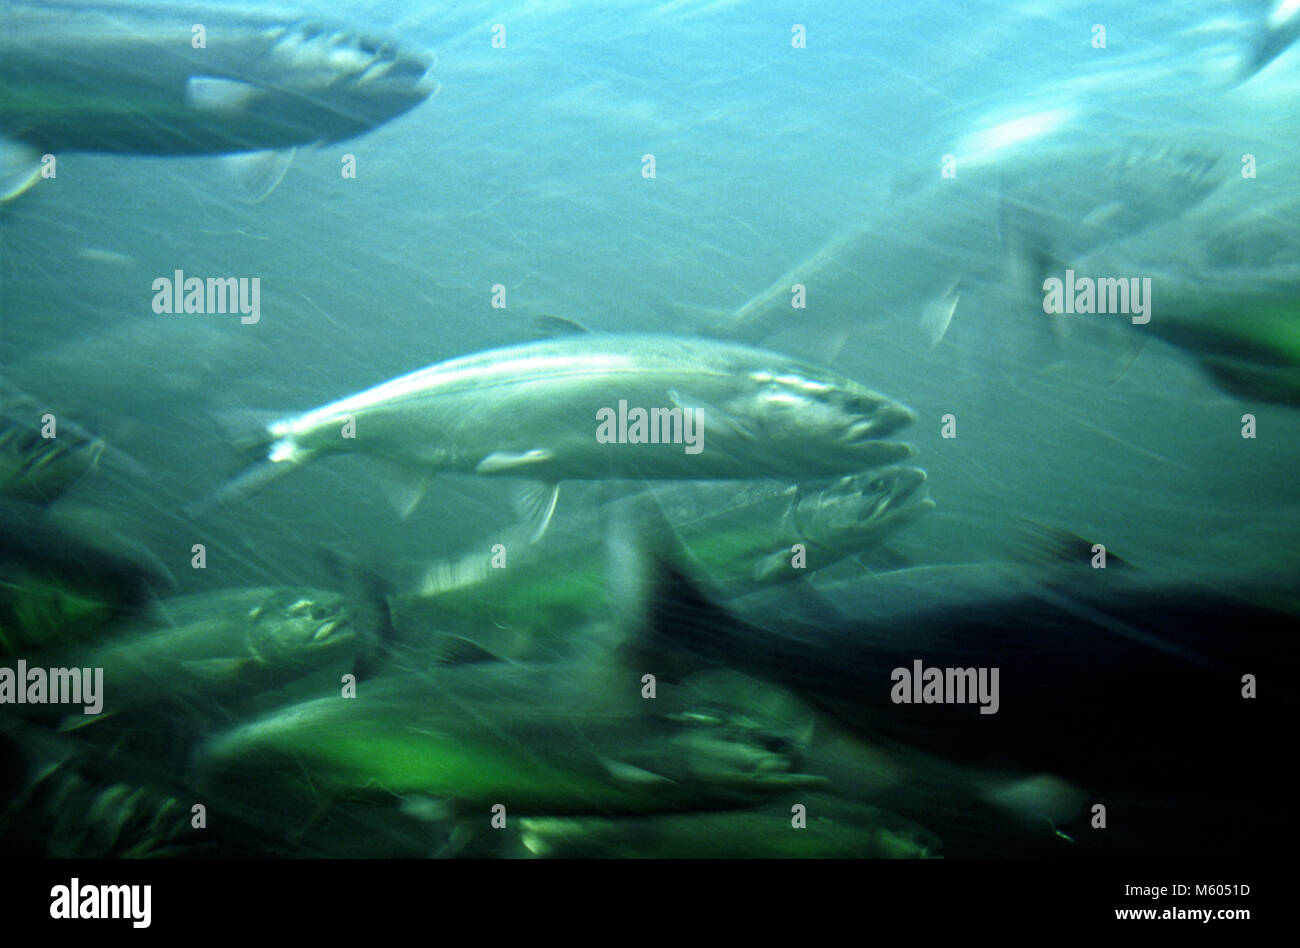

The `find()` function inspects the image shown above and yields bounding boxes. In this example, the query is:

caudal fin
[1239,0,1300,81]
[183,409,295,517]
[183,457,294,519]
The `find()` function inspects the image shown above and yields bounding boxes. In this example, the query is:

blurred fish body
[0,500,174,656]
[0,409,104,506]
[717,111,1224,347]
[710,466,932,586]
[400,466,931,650]
[0,725,202,858]
[0,379,129,506]
[507,795,941,859]
[645,561,1294,806]
[992,143,1222,299]
[1143,289,1300,407]
[642,466,932,592]
[194,663,823,821]
[53,587,362,720]
[223,334,918,534]
[0,0,435,194]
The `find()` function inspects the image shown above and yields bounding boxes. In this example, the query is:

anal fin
[514,481,560,543]
[375,460,434,519]
[221,149,296,204]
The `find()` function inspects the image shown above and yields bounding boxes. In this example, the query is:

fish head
[747,370,917,471]
[648,671,824,798]
[0,424,104,504]
[240,20,436,144]
[246,588,356,666]
[791,465,934,548]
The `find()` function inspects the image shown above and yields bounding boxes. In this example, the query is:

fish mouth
[336,30,437,99]
[310,616,349,644]
[795,466,933,537]
[269,21,437,102]
[843,402,916,443]
[857,467,928,521]
[357,50,438,96]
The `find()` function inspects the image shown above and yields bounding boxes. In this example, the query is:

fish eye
[310,605,329,621]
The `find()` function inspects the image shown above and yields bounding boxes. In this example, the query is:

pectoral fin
[668,389,760,441]
[476,449,556,474]
[185,76,263,112]
[221,149,296,204]
[752,548,795,584]
[920,280,962,349]
[598,757,674,785]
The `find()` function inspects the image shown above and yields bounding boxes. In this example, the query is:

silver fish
[192,661,823,824]
[714,109,1224,350]
[219,333,917,538]
[1,1,435,197]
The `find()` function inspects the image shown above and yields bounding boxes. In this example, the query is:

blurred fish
[503,795,941,859]
[642,558,1294,853]
[44,587,364,726]
[0,0,436,199]
[1143,288,1300,408]
[397,466,931,655]
[193,659,823,828]
[682,466,933,588]
[0,726,204,858]
[0,500,174,656]
[215,332,917,539]
[0,381,106,504]
[710,108,1223,353]
[993,140,1222,315]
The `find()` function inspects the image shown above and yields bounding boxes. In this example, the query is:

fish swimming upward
[215,332,918,539]
[0,0,436,199]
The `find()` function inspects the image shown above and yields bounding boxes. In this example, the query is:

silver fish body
[247,334,916,494]
[0,0,435,156]
[192,662,824,821]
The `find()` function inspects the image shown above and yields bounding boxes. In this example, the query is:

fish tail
[184,455,295,519]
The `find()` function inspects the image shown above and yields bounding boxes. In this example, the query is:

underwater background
[1,0,1296,860]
